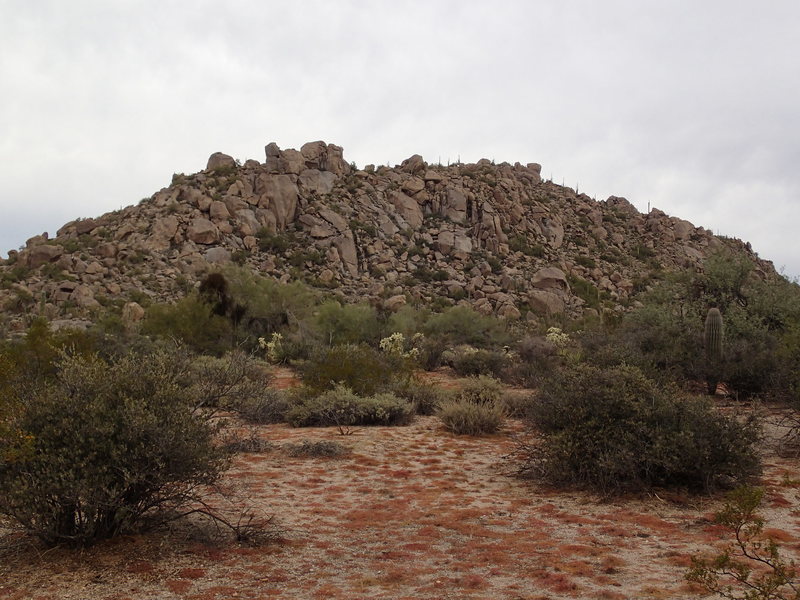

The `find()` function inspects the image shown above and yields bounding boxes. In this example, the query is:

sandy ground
[2,374,799,600]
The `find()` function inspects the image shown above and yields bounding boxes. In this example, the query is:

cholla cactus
[545,327,571,348]
[258,332,284,363]
[379,332,421,360]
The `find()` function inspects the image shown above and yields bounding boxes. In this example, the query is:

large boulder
[75,219,98,235]
[298,169,336,195]
[147,215,179,251]
[206,152,236,171]
[531,267,569,292]
[436,230,473,254]
[333,235,358,276]
[673,219,695,240]
[122,302,145,324]
[209,201,231,221]
[400,154,426,175]
[28,244,63,268]
[442,187,468,223]
[528,290,566,315]
[204,247,232,264]
[300,141,349,176]
[389,191,423,229]
[187,218,219,245]
[69,284,100,309]
[280,149,306,175]
[255,174,299,230]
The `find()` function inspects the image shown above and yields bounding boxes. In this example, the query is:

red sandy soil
[2,372,799,600]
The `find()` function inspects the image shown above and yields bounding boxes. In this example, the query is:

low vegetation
[0,349,232,547]
[519,364,761,493]
[2,250,800,567]
[286,384,414,430]
[687,486,799,599]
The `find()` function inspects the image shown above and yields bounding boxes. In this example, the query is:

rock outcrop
[0,140,775,333]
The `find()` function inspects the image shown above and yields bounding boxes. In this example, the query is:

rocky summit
[0,140,775,331]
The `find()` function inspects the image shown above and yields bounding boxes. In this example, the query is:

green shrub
[389,378,448,415]
[221,267,317,345]
[222,431,274,454]
[456,375,505,405]
[567,275,601,310]
[0,317,99,385]
[424,305,508,348]
[256,228,292,253]
[508,235,545,257]
[0,349,230,547]
[437,399,505,435]
[286,385,414,428]
[142,294,232,355]
[313,301,381,346]
[300,344,399,396]
[451,349,509,377]
[521,364,761,494]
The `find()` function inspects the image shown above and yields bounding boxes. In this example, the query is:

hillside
[0,140,775,331]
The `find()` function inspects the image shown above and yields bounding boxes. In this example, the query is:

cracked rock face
[0,140,775,330]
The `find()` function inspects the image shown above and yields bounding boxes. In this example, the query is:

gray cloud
[1,0,798,277]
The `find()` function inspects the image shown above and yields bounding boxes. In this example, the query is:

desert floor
[2,370,799,600]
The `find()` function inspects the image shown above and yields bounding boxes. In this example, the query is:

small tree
[687,486,799,599]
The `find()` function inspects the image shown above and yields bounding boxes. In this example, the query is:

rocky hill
[0,140,775,332]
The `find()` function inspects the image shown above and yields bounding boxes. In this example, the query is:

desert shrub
[516,335,558,365]
[389,378,449,415]
[300,344,401,396]
[187,350,273,410]
[501,390,535,418]
[313,300,381,346]
[234,388,289,424]
[510,335,560,387]
[0,349,231,547]
[256,228,292,253]
[143,294,232,355]
[455,375,505,405]
[610,252,800,400]
[423,305,508,348]
[284,440,350,458]
[437,399,505,435]
[221,430,275,454]
[418,336,448,371]
[451,348,509,377]
[0,317,99,386]
[286,385,414,428]
[687,486,798,599]
[521,364,761,493]
[567,275,601,310]
[220,267,319,350]
[508,234,545,257]
[604,302,701,382]
[385,305,428,339]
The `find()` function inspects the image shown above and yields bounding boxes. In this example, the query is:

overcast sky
[2,0,798,278]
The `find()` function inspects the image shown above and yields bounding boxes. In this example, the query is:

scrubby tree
[519,364,761,493]
[0,348,231,547]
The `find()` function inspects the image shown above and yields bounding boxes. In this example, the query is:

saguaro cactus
[704,307,724,395]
